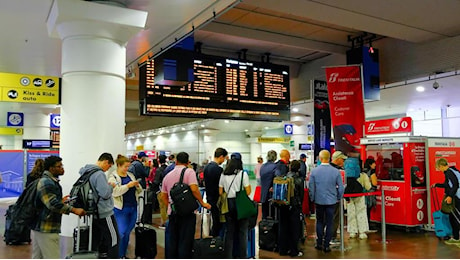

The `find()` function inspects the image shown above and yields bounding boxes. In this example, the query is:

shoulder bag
[235,171,257,220]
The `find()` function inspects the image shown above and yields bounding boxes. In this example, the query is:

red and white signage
[365,117,412,135]
[325,65,365,154]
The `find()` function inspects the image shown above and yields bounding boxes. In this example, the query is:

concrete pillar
[46,0,147,251]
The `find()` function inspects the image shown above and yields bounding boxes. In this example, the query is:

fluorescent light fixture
[224,120,230,123]
[416,86,425,92]
[293,108,299,112]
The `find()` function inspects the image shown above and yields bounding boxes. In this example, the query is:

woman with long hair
[108,154,143,258]
[219,155,251,258]
[26,158,45,187]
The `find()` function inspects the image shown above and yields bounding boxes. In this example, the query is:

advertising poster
[0,150,24,198]
[27,150,59,174]
[371,181,406,225]
[427,138,460,224]
[325,65,365,154]
[404,142,427,225]
[313,80,330,162]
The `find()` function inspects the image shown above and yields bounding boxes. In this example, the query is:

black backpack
[5,178,41,240]
[69,168,99,215]
[170,168,198,216]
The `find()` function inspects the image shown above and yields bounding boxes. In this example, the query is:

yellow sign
[257,137,291,143]
[136,145,145,151]
[0,127,23,135]
[0,72,60,104]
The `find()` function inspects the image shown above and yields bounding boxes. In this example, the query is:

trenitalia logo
[328,73,339,83]
[367,123,375,131]
[328,72,360,83]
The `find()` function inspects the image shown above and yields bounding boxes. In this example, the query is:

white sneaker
[349,233,357,238]
[359,233,368,239]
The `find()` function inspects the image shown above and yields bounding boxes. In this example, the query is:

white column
[47,0,147,241]
[22,111,50,140]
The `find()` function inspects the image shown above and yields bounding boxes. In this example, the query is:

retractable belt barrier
[339,190,386,252]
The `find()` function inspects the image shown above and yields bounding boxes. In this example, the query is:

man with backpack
[78,152,119,259]
[32,156,86,259]
[160,152,211,258]
[128,151,150,189]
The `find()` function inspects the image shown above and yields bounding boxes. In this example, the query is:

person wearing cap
[128,151,150,189]
[299,153,308,180]
[330,150,347,244]
[203,147,228,237]
[309,150,344,253]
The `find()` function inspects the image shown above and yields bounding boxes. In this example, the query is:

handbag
[235,171,257,220]
[441,195,455,214]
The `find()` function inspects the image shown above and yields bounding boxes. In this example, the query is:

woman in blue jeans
[108,154,143,258]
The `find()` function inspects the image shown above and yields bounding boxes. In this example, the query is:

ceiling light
[292,108,299,112]
[181,127,186,130]
[416,86,425,92]
[200,124,205,128]
[166,130,170,133]
[244,129,248,132]
[224,120,230,123]
[264,126,269,130]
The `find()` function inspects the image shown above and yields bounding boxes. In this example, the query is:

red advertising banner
[325,65,365,154]
[365,117,413,135]
[427,138,460,225]
[404,142,427,225]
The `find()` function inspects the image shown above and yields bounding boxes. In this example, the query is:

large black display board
[139,52,290,121]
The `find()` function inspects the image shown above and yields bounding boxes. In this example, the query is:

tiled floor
[1,199,460,258]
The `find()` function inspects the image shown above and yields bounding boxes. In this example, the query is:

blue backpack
[448,167,460,199]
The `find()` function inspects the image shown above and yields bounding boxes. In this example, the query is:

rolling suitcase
[431,187,452,238]
[135,192,157,259]
[302,188,310,215]
[67,215,98,259]
[259,204,279,251]
[193,209,225,259]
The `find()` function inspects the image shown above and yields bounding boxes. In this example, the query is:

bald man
[309,150,344,253]
[275,149,290,176]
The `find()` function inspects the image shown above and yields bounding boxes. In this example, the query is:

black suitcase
[259,204,278,251]
[4,205,31,245]
[193,209,225,259]
[135,192,157,259]
[67,215,98,259]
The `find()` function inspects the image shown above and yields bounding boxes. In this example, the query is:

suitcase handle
[430,186,441,212]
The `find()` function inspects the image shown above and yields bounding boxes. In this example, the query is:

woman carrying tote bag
[219,155,251,259]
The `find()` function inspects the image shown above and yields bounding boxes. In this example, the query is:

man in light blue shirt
[309,150,344,253]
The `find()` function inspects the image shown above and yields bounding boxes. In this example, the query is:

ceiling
[2,0,460,136]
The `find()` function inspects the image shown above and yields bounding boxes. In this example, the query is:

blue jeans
[114,206,137,257]
[315,204,335,248]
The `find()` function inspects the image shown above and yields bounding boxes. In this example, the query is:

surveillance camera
[433,81,440,89]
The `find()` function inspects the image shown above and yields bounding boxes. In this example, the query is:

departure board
[139,52,290,121]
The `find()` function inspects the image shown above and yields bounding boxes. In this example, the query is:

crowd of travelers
[14,147,460,258]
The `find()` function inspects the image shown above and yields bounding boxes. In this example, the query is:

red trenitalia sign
[325,65,365,154]
[365,117,413,135]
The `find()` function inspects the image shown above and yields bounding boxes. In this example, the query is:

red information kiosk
[361,136,428,227]
[361,117,460,228]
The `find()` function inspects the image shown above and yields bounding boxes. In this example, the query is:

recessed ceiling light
[264,126,269,129]
[200,124,205,128]
[166,130,170,133]
[181,127,186,130]
[224,120,230,123]
[244,129,248,132]
[416,86,425,92]
[293,108,299,112]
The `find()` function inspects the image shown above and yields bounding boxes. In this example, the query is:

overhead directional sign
[284,123,293,135]
[0,127,23,135]
[0,72,60,104]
